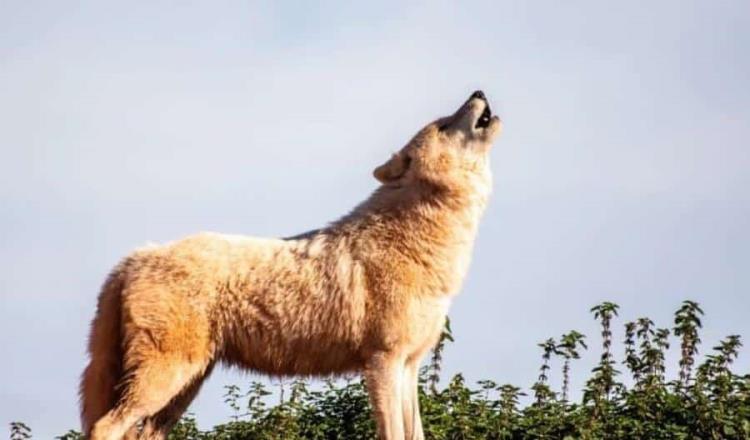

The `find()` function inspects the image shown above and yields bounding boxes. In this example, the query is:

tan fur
[80,92,502,440]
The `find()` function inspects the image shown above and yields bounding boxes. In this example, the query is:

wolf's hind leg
[89,355,210,440]
[137,364,214,440]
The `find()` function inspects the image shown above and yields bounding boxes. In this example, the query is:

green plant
[9,423,31,440]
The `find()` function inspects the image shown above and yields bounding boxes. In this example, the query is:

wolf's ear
[373,153,411,183]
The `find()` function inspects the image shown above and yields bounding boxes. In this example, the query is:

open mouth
[475,103,492,129]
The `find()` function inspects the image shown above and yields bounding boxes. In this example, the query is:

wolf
[80,91,502,440]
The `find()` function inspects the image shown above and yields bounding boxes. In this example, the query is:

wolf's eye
[438,123,450,132]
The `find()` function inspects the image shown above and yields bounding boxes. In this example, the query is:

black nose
[470,90,486,101]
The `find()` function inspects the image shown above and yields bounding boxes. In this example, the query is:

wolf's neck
[343,182,489,250]
[286,178,490,253]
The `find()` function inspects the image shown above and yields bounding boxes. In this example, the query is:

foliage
[10,301,750,439]
[9,423,31,440]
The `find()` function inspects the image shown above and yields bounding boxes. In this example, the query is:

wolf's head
[373,91,501,193]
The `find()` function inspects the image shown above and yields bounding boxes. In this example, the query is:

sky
[1,0,749,437]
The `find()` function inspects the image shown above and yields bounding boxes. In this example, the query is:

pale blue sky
[1,1,749,437]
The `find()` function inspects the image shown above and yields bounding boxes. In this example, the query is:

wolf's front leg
[365,352,406,440]
[402,356,425,440]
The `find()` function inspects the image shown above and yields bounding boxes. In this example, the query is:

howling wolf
[80,91,502,440]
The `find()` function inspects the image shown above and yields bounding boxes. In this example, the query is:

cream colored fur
[79,92,502,440]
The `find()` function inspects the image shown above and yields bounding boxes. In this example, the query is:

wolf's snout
[451,90,495,132]
[470,90,492,129]
[470,90,486,101]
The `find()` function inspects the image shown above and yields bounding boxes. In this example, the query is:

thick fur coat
[80,91,502,440]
